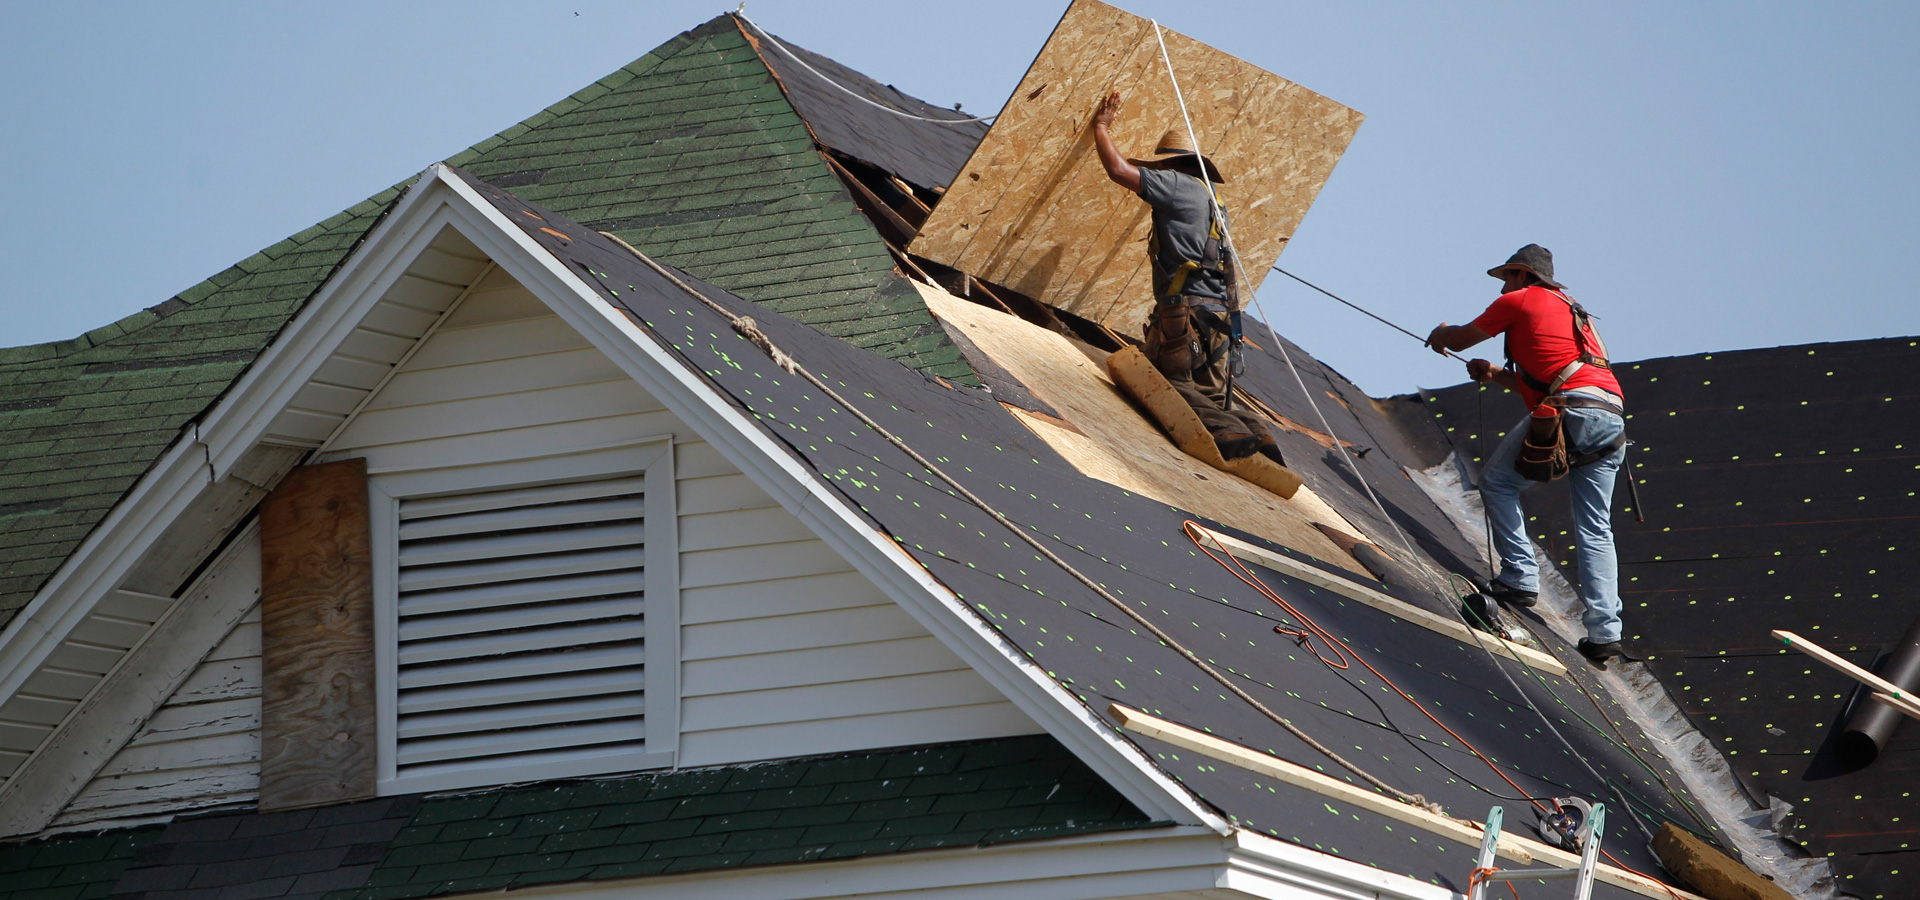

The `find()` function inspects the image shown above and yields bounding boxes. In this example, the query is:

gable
[29,249,1036,829]
[0,12,971,631]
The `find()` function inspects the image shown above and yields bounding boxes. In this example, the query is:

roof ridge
[0,16,729,368]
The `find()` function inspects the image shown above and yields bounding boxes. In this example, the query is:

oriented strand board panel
[258,459,376,811]
[914,282,1362,567]
[909,0,1361,332]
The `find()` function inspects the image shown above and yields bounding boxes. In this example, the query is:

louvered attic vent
[393,476,649,782]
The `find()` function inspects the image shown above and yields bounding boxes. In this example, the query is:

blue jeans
[1479,407,1626,643]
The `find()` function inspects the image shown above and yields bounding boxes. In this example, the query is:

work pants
[1142,297,1271,450]
[1479,407,1626,643]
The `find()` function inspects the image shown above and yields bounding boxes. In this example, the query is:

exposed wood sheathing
[1104,345,1304,498]
[909,0,1361,331]
[914,282,1359,566]
[258,459,376,812]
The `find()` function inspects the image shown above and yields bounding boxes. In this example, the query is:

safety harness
[1504,289,1612,396]
[1148,184,1244,389]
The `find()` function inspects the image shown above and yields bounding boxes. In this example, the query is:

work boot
[1215,433,1263,460]
[1257,436,1285,467]
[1577,639,1629,668]
[1486,582,1538,609]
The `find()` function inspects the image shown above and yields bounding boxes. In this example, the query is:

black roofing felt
[744,18,991,190]
[464,170,1711,896]
[1426,337,1920,900]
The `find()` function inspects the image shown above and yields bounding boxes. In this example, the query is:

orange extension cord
[1183,522,1685,900]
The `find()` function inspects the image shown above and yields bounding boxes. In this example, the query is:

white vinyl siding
[54,602,262,827]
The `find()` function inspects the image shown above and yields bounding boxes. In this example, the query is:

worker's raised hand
[1093,91,1121,129]
[1467,358,1496,382]
[1425,323,1453,355]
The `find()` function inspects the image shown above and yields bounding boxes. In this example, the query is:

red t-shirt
[1470,285,1625,409]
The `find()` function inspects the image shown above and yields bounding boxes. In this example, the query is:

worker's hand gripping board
[1106,346,1302,498]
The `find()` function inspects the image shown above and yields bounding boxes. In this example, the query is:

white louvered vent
[394,476,647,781]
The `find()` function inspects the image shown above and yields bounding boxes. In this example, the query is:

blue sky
[2,1,1915,395]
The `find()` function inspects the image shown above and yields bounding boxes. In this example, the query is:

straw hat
[1128,128,1226,183]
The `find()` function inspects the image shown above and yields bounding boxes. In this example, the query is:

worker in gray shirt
[1092,91,1281,464]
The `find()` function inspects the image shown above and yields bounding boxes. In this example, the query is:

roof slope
[1428,337,1920,900]
[470,173,1714,898]
[0,14,973,628]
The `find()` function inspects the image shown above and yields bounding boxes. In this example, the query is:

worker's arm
[1467,358,1519,392]
[1092,91,1141,193]
[1425,322,1492,354]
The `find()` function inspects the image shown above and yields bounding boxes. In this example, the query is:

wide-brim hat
[1487,243,1566,289]
[1128,128,1226,183]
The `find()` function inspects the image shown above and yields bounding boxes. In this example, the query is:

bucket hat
[1487,244,1566,289]
[1128,128,1226,183]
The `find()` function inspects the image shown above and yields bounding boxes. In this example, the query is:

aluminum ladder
[1467,803,1606,900]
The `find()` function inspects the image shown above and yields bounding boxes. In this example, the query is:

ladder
[1468,803,1606,900]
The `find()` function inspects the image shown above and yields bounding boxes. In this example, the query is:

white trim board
[491,825,1461,900]
[1191,527,1567,676]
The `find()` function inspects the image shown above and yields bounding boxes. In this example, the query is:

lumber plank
[1871,692,1920,722]
[908,0,1361,332]
[1110,704,1710,900]
[258,459,377,811]
[1194,526,1570,676]
[1773,629,1915,700]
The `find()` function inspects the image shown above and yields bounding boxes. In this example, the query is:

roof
[0,736,1145,900]
[742,19,990,190]
[0,13,978,629]
[465,170,1721,898]
[1426,337,1920,900]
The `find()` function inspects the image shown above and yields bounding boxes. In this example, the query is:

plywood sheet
[1104,346,1303,498]
[909,0,1361,332]
[258,459,376,811]
[914,282,1361,566]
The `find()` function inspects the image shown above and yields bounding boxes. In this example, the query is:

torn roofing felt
[1427,338,1920,900]
[738,17,991,191]
[0,12,984,629]
[464,169,1714,897]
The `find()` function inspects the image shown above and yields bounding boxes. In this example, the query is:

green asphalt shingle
[0,825,161,900]
[0,14,969,628]
[325,736,1151,899]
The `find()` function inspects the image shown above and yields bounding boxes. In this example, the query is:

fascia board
[1226,831,1459,900]
[0,174,460,715]
[426,165,1227,832]
[475,826,1232,900]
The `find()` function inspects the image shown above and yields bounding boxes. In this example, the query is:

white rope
[736,10,996,126]
[1146,22,1664,834]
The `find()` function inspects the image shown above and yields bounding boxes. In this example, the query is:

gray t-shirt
[1138,166,1230,304]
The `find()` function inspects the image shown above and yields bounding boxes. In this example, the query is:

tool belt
[1513,394,1627,483]
[1146,296,1240,381]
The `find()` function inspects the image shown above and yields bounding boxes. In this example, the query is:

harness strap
[1504,289,1613,393]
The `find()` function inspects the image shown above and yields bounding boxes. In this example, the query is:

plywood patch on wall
[909,0,1361,332]
[259,459,376,811]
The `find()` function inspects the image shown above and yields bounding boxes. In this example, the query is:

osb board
[909,0,1361,332]
[259,458,376,812]
[914,282,1361,566]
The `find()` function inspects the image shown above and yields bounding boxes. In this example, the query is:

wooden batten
[258,458,377,811]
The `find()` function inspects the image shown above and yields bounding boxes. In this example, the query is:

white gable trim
[421,166,1224,831]
[487,825,1457,900]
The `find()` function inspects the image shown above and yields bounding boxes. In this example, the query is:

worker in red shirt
[1426,245,1630,666]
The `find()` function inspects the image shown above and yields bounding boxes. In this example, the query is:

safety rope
[735,10,996,125]
[1142,24,1712,864]
[596,230,1441,813]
